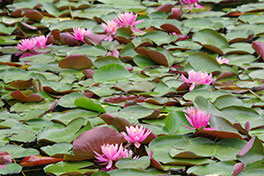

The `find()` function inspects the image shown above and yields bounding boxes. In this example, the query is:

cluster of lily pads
[0,0,264,175]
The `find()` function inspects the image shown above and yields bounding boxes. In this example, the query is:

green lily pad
[93,63,131,82]
[44,161,95,176]
[74,97,105,113]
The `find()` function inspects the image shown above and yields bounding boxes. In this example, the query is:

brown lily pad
[59,54,93,70]
[194,130,242,140]
[9,79,33,89]
[43,86,76,95]
[24,10,43,22]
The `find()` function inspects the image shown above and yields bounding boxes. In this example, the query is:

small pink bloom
[73,27,92,42]
[102,20,118,41]
[113,12,145,34]
[183,107,214,130]
[183,0,204,11]
[181,70,216,91]
[34,35,51,49]
[16,38,36,51]
[107,49,120,58]
[94,144,132,169]
[216,57,229,65]
[121,125,151,148]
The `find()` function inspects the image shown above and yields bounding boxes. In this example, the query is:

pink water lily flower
[183,107,214,130]
[94,143,132,169]
[102,20,118,41]
[34,36,51,49]
[113,12,145,33]
[16,38,36,51]
[121,125,151,148]
[73,27,92,42]
[181,70,216,91]
[216,57,229,65]
[183,0,204,11]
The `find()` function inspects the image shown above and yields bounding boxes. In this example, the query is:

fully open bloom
[16,38,36,51]
[121,125,151,148]
[102,20,118,41]
[181,70,216,91]
[216,57,229,65]
[183,0,204,11]
[94,144,132,169]
[183,107,214,130]
[34,36,51,49]
[73,27,92,42]
[113,12,144,33]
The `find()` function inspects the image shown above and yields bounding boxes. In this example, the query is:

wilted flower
[16,38,36,51]
[94,144,132,169]
[113,12,144,33]
[216,57,229,65]
[183,0,204,11]
[106,49,119,58]
[181,70,216,91]
[121,125,151,148]
[73,27,92,42]
[0,152,13,170]
[34,36,51,49]
[102,20,118,41]
[183,107,214,130]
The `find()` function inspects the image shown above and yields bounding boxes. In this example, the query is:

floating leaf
[11,90,44,103]
[74,97,105,113]
[73,126,125,160]
[59,54,93,69]
[93,63,131,82]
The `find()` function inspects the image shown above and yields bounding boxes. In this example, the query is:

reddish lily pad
[252,41,264,61]
[59,54,93,69]
[11,90,44,103]
[21,155,63,167]
[73,126,125,159]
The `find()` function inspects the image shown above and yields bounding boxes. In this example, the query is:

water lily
[16,38,36,51]
[113,12,144,33]
[181,70,216,91]
[183,107,214,130]
[73,27,92,42]
[216,57,229,64]
[183,0,204,11]
[121,125,151,148]
[94,144,132,169]
[34,35,51,49]
[102,20,118,41]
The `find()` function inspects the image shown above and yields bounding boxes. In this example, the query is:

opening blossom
[183,0,204,11]
[16,38,36,51]
[113,12,145,33]
[181,70,216,91]
[94,143,132,169]
[183,107,215,130]
[102,20,118,41]
[121,125,151,148]
[216,57,229,65]
[73,27,92,42]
